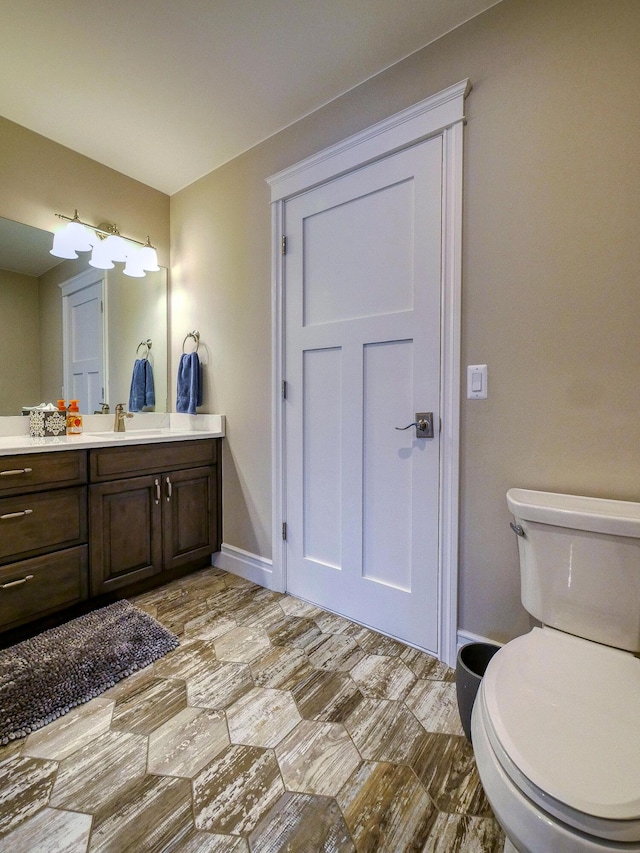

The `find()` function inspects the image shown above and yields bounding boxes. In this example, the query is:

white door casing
[268,79,469,666]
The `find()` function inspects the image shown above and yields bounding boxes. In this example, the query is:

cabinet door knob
[154,478,161,505]
[166,477,172,501]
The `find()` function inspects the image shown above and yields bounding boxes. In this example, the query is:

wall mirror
[0,216,168,416]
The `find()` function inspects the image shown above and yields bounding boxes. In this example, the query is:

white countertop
[0,413,225,457]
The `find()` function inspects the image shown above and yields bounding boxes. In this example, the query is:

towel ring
[182,330,200,353]
[136,339,152,358]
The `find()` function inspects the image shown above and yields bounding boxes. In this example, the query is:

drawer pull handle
[1,575,34,589]
[166,477,172,501]
[0,468,33,477]
[0,509,33,521]
[154,478,160,504]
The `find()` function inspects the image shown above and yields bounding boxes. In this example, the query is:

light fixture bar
[55,210,156,250]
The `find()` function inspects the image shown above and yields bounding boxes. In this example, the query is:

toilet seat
[481,627,640,843]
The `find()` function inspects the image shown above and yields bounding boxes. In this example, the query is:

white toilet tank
[507,488,640,653]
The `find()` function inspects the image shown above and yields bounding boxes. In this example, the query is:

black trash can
[456,642,500,741]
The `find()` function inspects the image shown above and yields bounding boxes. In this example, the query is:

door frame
[267,79,470,667]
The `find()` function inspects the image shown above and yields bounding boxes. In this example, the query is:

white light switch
[467,364,488,399]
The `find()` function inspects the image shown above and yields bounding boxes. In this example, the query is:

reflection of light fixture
[51,210,159,277]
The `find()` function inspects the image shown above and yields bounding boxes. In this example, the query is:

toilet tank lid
[507,488,640,538]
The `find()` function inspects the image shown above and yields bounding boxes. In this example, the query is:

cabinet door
[163,466,217,571]
[90,475,163,595]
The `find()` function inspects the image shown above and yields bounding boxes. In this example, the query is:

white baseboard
[212,543,273,588]
[457,628,502,653]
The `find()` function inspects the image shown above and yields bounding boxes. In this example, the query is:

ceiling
[0,0,500,196]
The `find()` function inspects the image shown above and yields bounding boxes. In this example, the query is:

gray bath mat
[0,600,179,744]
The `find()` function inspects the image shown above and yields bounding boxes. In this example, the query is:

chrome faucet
[114,403,134,432]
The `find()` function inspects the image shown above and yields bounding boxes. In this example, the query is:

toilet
[471,488,640,853]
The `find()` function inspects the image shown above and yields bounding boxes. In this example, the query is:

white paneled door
[62,271,105,415]
[283,137,443,653]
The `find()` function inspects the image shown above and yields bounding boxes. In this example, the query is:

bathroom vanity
[0,415,224,632]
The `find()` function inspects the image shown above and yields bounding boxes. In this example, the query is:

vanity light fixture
[50,210,159,277]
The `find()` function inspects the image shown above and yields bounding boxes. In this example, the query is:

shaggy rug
[0,600,179,744]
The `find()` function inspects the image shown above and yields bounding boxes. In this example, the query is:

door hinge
[281,235,287,255]
[282,521,287,541]
[282,380,287,400]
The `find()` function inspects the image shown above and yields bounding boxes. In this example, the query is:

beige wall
[0,268,40,412]
[172,0,640,643]
[0,116,170,266]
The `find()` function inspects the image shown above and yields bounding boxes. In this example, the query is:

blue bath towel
[176,352,202,415]
[128,358,155,412]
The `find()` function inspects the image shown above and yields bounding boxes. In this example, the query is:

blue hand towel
[176,352,202,415]
[129,358,156,412]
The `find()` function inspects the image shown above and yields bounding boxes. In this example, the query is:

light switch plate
[467,364,488,399]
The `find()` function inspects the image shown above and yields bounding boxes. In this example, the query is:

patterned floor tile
[148,707,229,778]
[266,615,323,651]
[22,698,114,761]
[344,698,427,764]
[421,812,505,852]
[275,720,361,796]
[405,679,464,735]
[0,755,58,837]
[193,744,284,836]
[48,730,148,813]
[0,567,502,851]
[226,687,300,748]
[110,677,187,735]
[214,626,271,663]
[186,660,254,710]
[291,669,364,723]
[336,760,436,853]
[152,639,218,681]
[1,806,92,852]
[183,612,237,642]
[250,644,313,691]
[400,646,456,681]
[307,634,365,672]
[411,732,493,816]
[172,831,250,852]
[349,654,416,701]
[248,791,355,852]
[89,774,193,852]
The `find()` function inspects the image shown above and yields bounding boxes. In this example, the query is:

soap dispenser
[66,400,83,435]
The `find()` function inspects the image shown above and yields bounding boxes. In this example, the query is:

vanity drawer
[0,451,87,496]
[89,439,218,481]
[0,486,88,565]
[0,546,89,631]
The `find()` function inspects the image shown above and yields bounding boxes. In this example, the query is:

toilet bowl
[472,489,640,853]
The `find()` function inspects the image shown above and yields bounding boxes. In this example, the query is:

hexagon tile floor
[0,567,504,852]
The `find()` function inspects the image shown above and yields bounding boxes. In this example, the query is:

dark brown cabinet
[89,465,218,594]
[0,438,222,631]
[89,438,221,595]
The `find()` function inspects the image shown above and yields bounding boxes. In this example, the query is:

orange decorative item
[66,400,83,435]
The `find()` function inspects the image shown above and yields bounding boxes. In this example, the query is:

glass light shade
[123,250,146,278]
[139,244,159,272]
[102,233,128,263]
[65,220,94,252]
[50,229,78,259]
[89,241,114,269]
